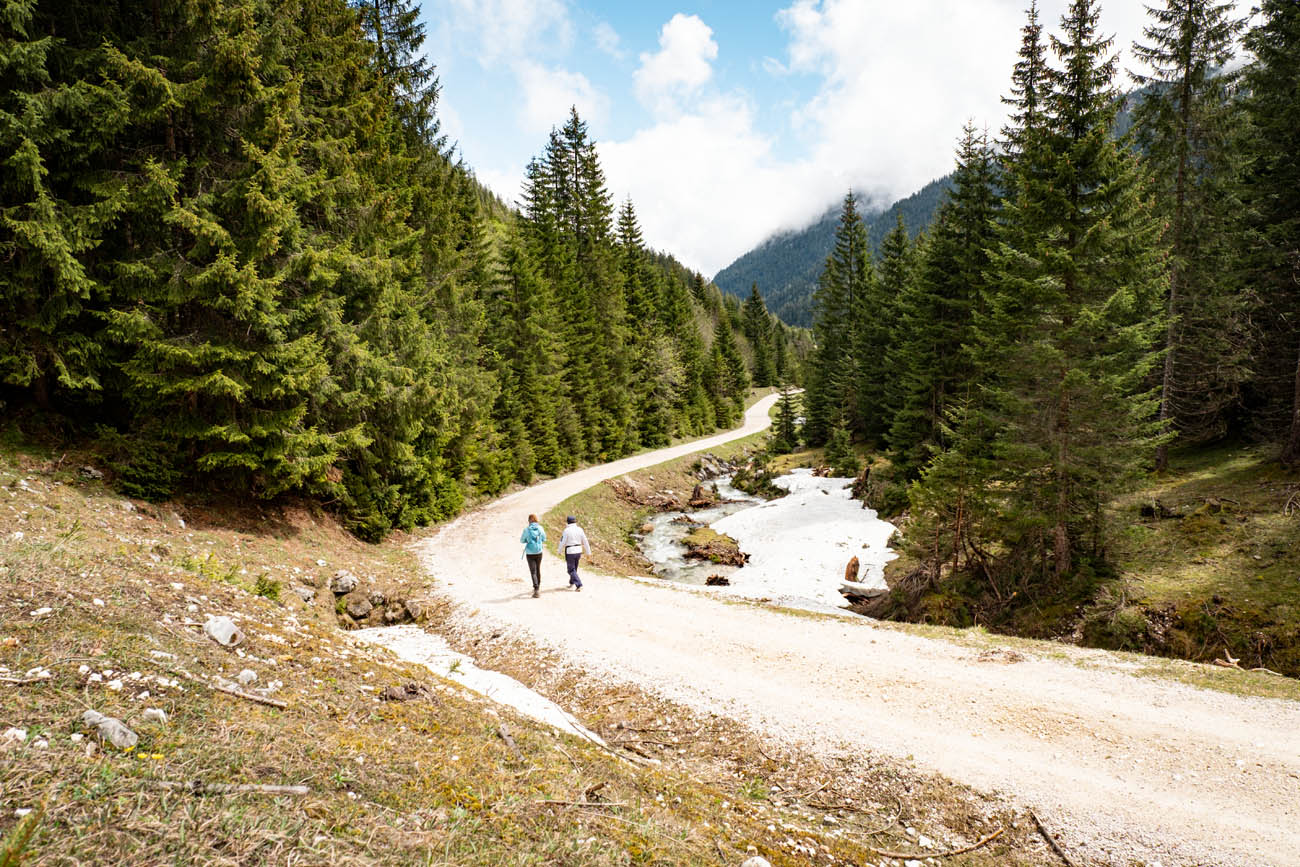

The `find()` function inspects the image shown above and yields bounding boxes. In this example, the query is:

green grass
[1102,443,1300,675]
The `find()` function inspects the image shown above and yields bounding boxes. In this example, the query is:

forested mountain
[791,0,1300,628]
[712,177,953,327]
[0,0,799,540]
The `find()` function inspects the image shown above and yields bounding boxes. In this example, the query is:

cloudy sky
[422,0,1245,277]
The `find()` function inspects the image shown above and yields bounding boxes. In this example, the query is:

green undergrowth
[877,443,1300,680]
[0,440,1040,865]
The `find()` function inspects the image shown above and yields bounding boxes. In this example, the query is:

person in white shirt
[557,515,591,591]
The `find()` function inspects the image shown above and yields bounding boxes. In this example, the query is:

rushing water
[636,476,762,584]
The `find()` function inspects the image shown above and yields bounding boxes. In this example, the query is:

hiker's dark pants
[565,553,583,588]
[526,553,542,590]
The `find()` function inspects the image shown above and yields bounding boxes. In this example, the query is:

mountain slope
[713,175,954,327]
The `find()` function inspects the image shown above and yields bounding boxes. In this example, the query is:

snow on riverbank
[710,469,897,610]
[353,625,605,745]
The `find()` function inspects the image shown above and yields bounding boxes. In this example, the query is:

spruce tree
[889,126,999,478]
[804,192,872,444]
[1240,1,1300,465]
[1132,0,1250,468]
[0,0,130,408]
[741,284,776,387]
[771,384,801,453]
[949,0,1169,585]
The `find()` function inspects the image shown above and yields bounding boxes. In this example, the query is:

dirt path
[418,396,1300,867]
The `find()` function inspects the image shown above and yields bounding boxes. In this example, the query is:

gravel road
[419,394,1300,867]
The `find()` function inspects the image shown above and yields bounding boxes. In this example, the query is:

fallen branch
[1031,811,1076,866]
[537,799,627,810]
[213,682,288,709]
[869,826,1004,860]
[860,799,903,836]
[792,779,831,801]
[1213,652,1284,677]
[0,675,51,685]
[497,722,524,761]
[147,781,309,796]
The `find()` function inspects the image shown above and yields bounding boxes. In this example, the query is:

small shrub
[253,573,281,601]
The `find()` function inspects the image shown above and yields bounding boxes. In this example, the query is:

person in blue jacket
[520,514,547,598]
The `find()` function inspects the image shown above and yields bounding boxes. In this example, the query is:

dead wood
[497,723,523,761]
[1031,811,1076,866]
[147,781,309,796]
[869,826,1004,860]
[537,799,627,810]
[213,682,288,709]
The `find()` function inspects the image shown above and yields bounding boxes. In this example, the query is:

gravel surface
[420,395,1300,867]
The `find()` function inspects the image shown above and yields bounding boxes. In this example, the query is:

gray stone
[368,589,386,607]
[292,585,316,603]
[382,604,406,624]
[236,668,257,685]
[345,596,373,619]
[203,615,244,647]
[404,599,426,621]
[82,710,137,751]
[79,465,104,480]
[330,570,358,595]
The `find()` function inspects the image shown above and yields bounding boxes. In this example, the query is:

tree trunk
[1282,339,1300,466]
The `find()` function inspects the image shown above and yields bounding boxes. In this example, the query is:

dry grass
[0,442,1053,865]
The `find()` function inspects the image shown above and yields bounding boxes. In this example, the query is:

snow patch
[711,469,896,609]
[352,625,604,745]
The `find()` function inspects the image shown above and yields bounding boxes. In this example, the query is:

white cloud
[435,0,572,65]
[593,20,624,59]
[515,60,607,135]
[634,14,719,116]
[601,95,844,276]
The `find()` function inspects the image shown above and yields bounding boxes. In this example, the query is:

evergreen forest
[796,0,1299,623]
[0,0,801,540]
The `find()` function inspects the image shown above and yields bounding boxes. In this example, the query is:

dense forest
[795,0,1299,624]
[712,177,954,327]
[0,0,800,539]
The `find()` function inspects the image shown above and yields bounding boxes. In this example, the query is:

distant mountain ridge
[713,175,954,327]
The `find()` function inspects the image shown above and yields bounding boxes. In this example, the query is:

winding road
[419,394,1300,867]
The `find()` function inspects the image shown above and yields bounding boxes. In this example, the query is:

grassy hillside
[0,438,1045,866]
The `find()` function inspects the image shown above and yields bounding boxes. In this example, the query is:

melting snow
[352,625,605,745]
[710,469,897,610]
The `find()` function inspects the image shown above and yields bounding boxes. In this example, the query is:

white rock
[88,673,103,683]
[1,728,27,749]
[170,582,184,591]
[29,607,52,617]
[203,615,244,647]
[78,665,90,675]
[740,858,772,867]
[93,598,105,606]
[32,738,48,749]
[142,708,168,725]
[236,669,257,685]
[107,679,123,691]
[918,834,934,848]
[316,558,327,567]
[11,531,23,541]
[905,861,923,867]
[70,733,84,743]
[82,710,138,750]
[14,808,32,818]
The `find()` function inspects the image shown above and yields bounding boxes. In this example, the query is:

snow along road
[417,394,1300,867]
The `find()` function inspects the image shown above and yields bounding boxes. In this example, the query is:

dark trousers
[565,552,583,587]
[526,553,542,590]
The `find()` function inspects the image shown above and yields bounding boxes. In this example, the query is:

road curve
[418,393,1300,867]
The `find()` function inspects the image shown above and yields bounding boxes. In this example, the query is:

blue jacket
[520,522,547,555]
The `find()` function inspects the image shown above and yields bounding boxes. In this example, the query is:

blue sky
[421,1,1248,276]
